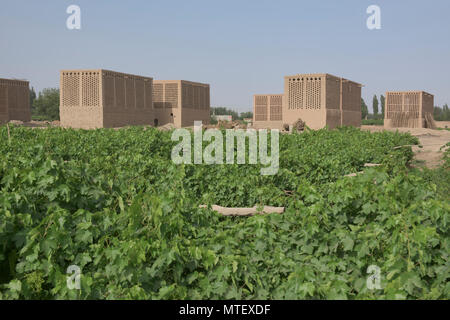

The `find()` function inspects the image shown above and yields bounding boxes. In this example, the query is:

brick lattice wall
[60,69,153,129]
[152,80,210,127]
[385,91,434,128]
[0,78,30,123]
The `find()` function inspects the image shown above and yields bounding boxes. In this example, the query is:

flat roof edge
[0,77,29,83]
[154,79,209,86]
[284,73,363,86]
[386,90,434,96]
[60,69,153,79]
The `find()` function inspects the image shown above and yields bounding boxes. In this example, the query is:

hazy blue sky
[1,0,449,112]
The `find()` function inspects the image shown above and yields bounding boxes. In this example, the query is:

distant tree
[29,87,36,112]
[380,94,385,118]
[443,104,450,121]
[210,107,239,120]
[434,106,443,121]
[433,104,450,121]
[33,88,60,121]
[239,111,253,120]
[372,95,379,119]
[361,98,369,120]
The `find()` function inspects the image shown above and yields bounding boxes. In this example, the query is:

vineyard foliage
[0,125,448,299]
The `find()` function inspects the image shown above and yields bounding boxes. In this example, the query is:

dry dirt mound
[157,123,176,131]
[435,121,450,129]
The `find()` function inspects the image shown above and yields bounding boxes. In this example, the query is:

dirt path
[362,125,450,168]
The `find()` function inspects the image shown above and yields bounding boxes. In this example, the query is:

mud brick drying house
[253,94,284,129]
[0,78,31,124]
[384,91,434,128]
[152,80,210,128]
[59,69,154,129]
[253,73,362,130]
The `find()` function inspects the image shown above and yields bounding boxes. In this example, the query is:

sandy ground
[435,121,450,129]
[362,124,450,168]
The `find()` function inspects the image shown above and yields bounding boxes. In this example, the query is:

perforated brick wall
[153,83,164,109]
[82,71,100,107]
[0,78,31,123]
[153,80,210,127]
[0,86,7,121]
[287,76,324,110]
[254,95,268,121]
[103,73,115,108]
[422,92,434,116]
[283,73,362,130]
[385,91,434,128]
[182,84,193,109]
[270,95,283,121]
[165,83,178,109]
[60,69,154,129]
[61,72,80,107]
[252,94,284,129]
[102,70,153,128]
[252,94,283,125]
[180,81,210,127]
[341,79,362,127]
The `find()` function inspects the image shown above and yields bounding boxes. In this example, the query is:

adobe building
[0,78,31,124]
[384,91,434,128]
[252,73,362,130]
[252,94,284,130]
[60,69,154,129]
[283,73,362,130]
[152,80,210,127]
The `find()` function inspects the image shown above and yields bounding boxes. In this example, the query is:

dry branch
[364,163,382,167]
[393,145,417,150]
[199,205,284,216]
[344,171,364,177]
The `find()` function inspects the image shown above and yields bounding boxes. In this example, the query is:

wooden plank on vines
[199,205,284,216]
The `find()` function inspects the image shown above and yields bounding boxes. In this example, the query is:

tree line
[29,87,60,121]
[210,107,252,122]
[433,104,450,121]
[361,95,385,120]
